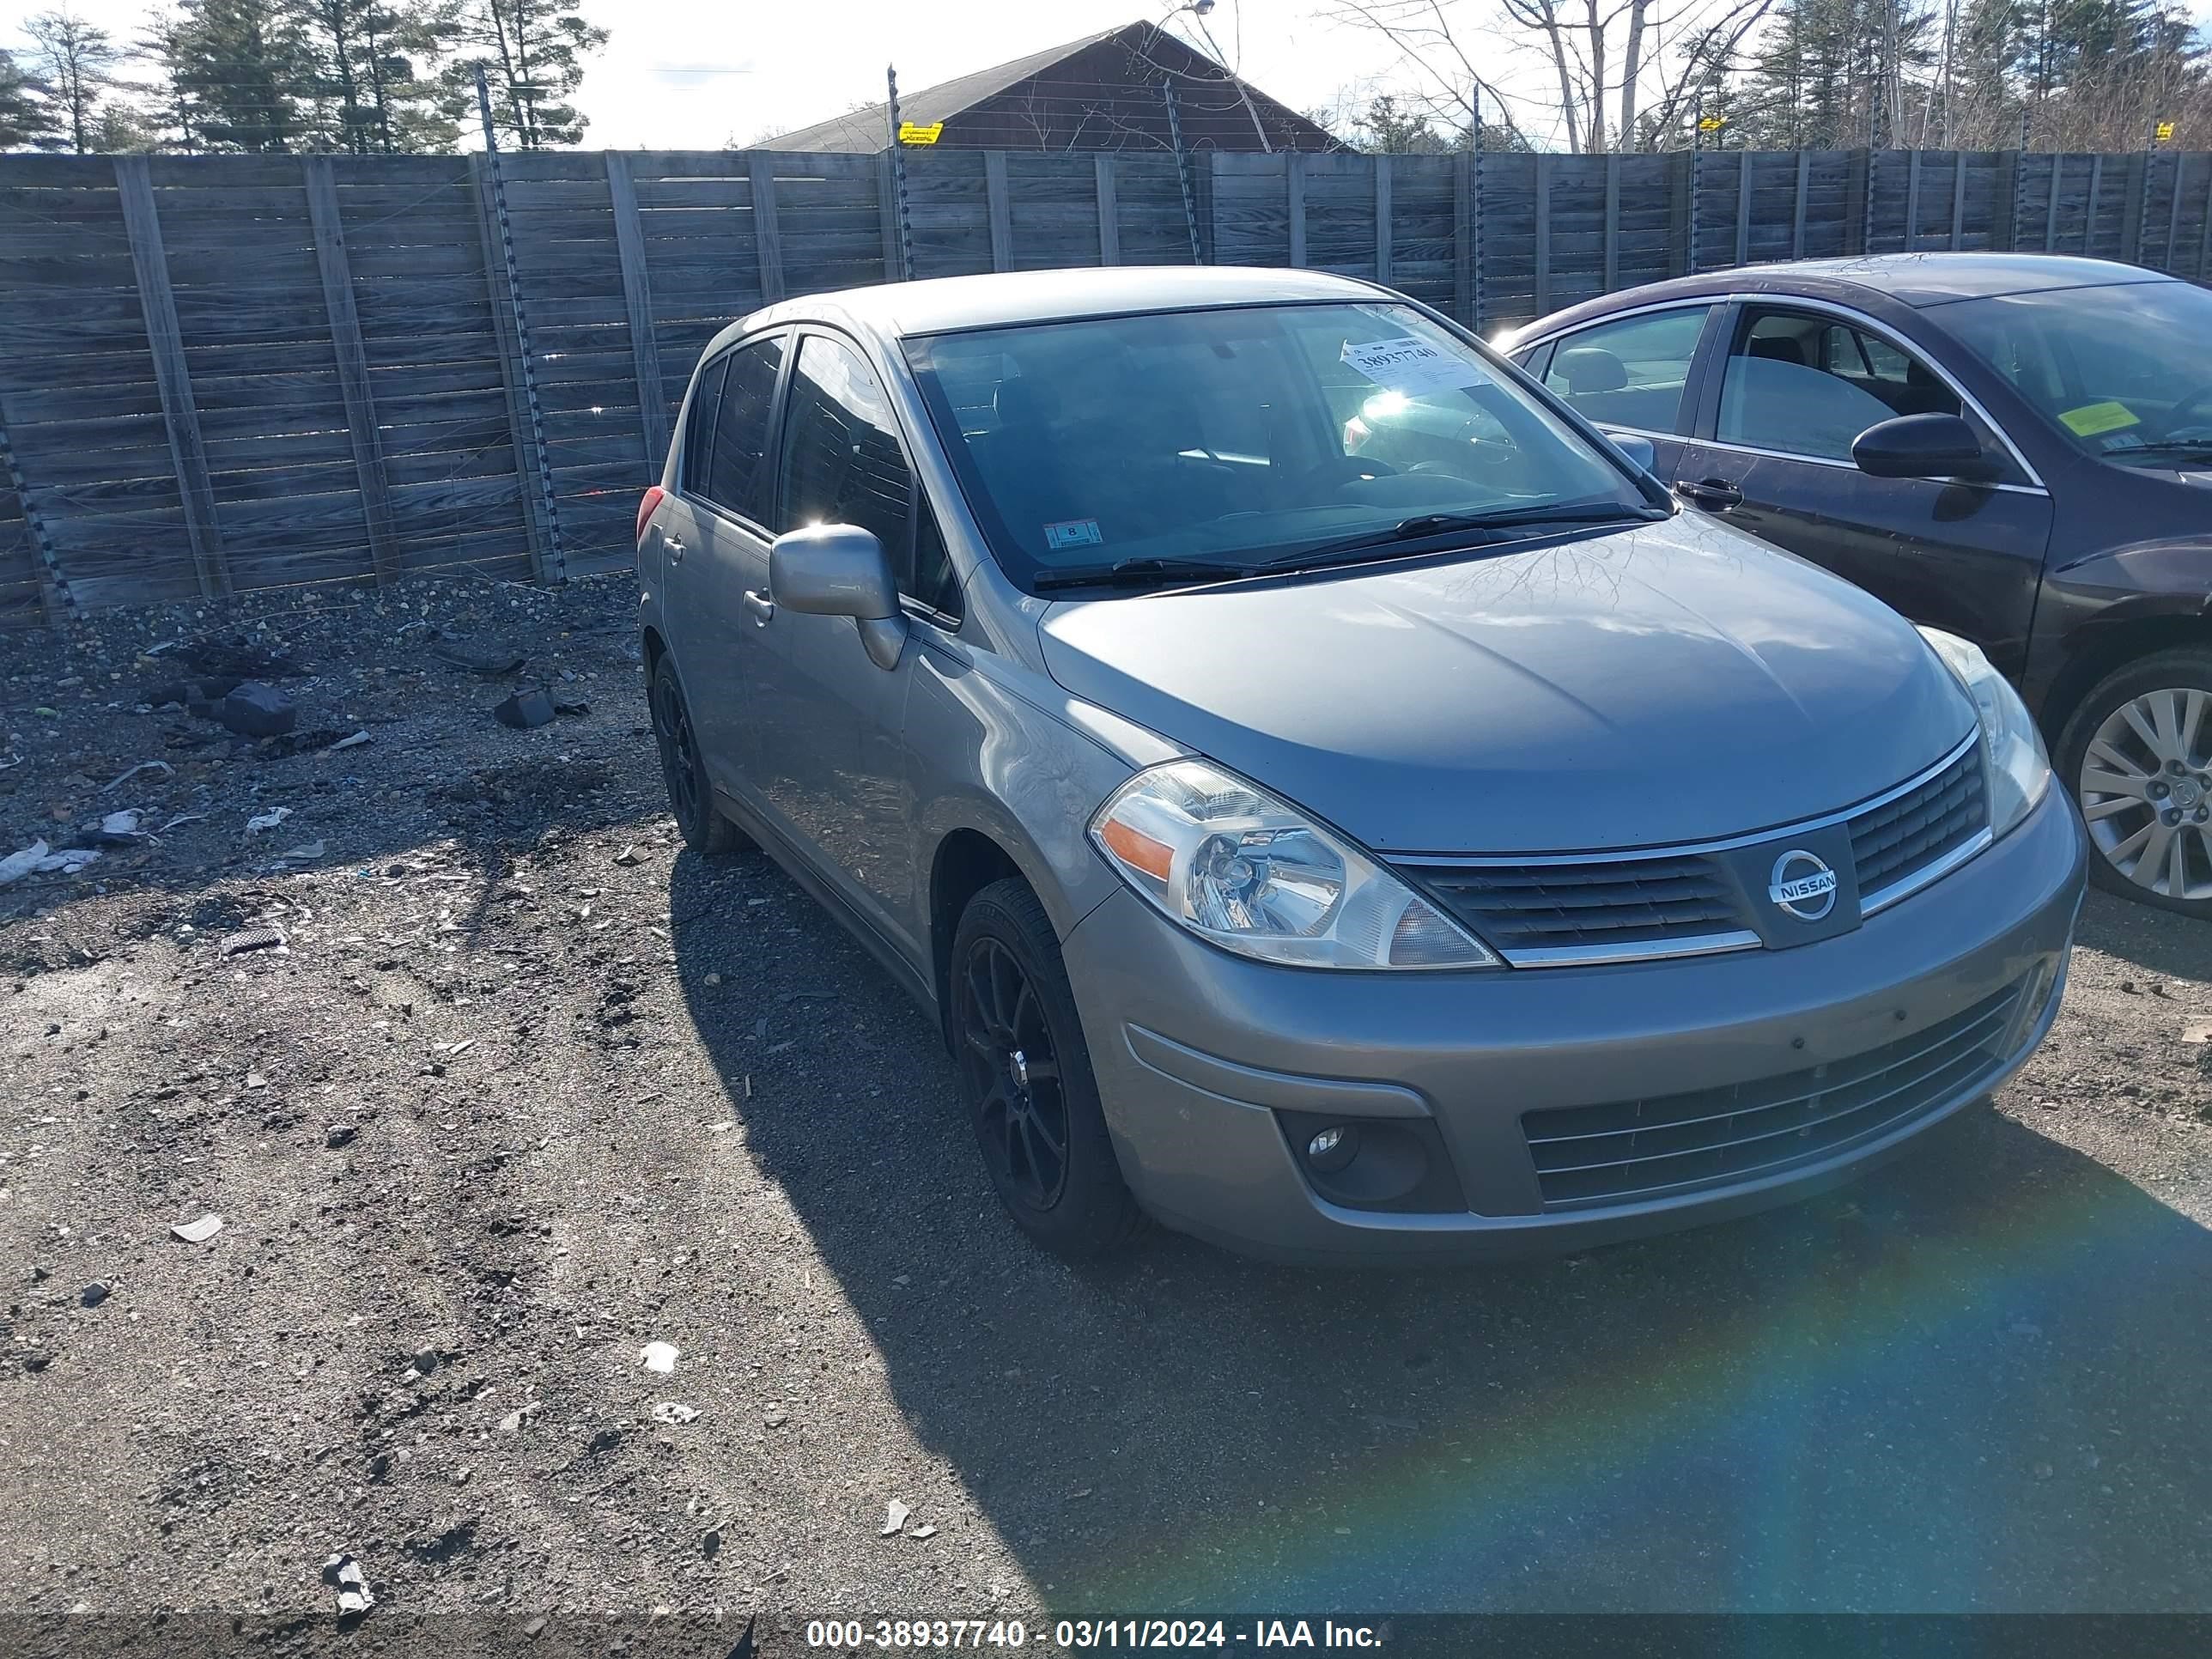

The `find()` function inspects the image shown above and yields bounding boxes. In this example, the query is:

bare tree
[1327,0,1773,151]
[21,7,122,153]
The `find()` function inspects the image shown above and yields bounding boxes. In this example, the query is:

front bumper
[1060,787,2086,1264]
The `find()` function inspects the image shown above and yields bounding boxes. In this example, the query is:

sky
[0,0,1441,149]
[4,0,2210,152]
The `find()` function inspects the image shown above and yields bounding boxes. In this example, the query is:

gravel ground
[2,573,2210,1640]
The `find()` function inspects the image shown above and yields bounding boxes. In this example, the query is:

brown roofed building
[760,21,1340,154]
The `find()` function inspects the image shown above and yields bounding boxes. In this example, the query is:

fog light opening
[1278,1108,1468,1214]
[1307,1124,1358,1173]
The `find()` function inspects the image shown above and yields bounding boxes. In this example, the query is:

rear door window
[701,335,787,524]
[1543,306,1711,434]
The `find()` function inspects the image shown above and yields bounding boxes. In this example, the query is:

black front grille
[1521,979,2025,1207]
[1412,854,1743,953]
[1850,742,1986,898]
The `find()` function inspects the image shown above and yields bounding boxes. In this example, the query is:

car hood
[1039,514,1976,854]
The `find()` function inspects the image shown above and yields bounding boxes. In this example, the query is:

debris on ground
[245,807,293,836]
[169,1214,223,1243]
[881,1500,912,1537]
[494,690,556,730]
[638,1341,678,1374]
[180,635,307,681]
[328,730,372,752]
[0,841,50,886]
[81,1282,110,1308]
[212,683,297,738]
[322,1553,374,1617]
[218,927,287,957]
[279,841,326,863]
[96,811,144,845]
[33,848,100,876]
[431,639,527,676]
[650,1401,700,1425]
[100,759,173,793]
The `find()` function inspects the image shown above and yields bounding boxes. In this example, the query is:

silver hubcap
[2080,686,2212,900]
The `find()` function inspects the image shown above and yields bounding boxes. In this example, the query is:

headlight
[1917,626,2051,838]
[1090,759,1500,969]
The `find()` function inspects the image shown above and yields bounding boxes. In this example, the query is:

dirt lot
[2,572,2210,1638]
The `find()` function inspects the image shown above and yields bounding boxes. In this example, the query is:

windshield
[901,301,1651,589]
[1942,281,2212,465]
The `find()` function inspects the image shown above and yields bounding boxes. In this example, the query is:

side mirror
[769,524,907,670]
[1851,413,1995,481]
[1601,430,1656,473]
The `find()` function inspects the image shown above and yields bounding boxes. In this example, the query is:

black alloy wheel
[957,934,1072,1211]
[949,878,1139,1256]
[650,655,744,856]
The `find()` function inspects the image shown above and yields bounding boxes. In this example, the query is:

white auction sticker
[1340,335,1490,397]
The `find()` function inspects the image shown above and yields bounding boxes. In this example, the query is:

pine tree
[290,0,458,154]
[167,0,314,152]
[0,46,61,150]
[444,0,606,149]
[1353,94,1450,153]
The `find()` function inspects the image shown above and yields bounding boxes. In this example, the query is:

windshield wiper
[2111,439,2212,462]
[1031,556,1257,592]
[1262,501,1670,571]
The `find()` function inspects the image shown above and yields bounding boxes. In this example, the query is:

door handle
[664,535,684,564]
[743,589,775,624]
[1675,477,1744,510]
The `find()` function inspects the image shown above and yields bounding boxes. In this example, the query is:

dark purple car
[1495,254,2212,916]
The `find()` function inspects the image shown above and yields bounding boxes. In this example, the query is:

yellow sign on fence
[1698,115,1728,132]
[2155,121,2175,143]
[898,122,944,146]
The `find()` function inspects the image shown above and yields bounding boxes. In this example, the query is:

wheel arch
[926,825,1036,1048]
[2039,605,2212,743]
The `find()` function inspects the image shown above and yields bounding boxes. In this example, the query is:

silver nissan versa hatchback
[635,266,2086,1264]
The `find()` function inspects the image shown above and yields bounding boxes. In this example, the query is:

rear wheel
[2056,647,2212,918]
[951,878,1139,1258]
[650,656,747,856]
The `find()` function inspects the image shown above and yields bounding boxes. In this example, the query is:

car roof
[1759,252,2175,307]
[729,266,1391,344]
[1510,252,2178,343]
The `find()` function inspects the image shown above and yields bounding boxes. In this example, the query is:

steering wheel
[2164,381,2212,434]
[1296,453,1400,495]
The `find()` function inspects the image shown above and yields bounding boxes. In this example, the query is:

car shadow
[672,852,2212,1613]
[2073,888,2212,983]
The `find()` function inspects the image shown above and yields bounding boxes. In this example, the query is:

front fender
[906,638,1182,948]
[2027,535,2212,713]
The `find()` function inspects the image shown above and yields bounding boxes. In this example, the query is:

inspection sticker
[1340,335,1490,397]
[1044,518,1103,550]
[2058,400,2139,439]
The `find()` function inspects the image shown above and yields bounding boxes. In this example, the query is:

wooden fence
[1,143,2209,627]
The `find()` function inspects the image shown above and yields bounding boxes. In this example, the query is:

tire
[649,655,748,857]
[949,878,1141,1258]
[2054,645,2212,919]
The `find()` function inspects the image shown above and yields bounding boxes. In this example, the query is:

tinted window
[780,334,957,613]
[1719,309,1965,461]
[679,356,728,495]
[702,336,786,521]
[1944,280,2212,466]
[1544,307,1711,433]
